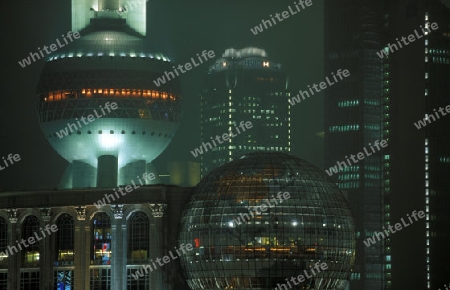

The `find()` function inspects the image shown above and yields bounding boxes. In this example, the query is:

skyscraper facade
[325,0,450,289]
[324,1,385,289]
[199,47,291,177]
[383,1,450,289]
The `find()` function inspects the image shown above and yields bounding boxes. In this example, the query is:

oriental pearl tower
[36,0,181,188]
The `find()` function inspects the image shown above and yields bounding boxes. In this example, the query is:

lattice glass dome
[179,152,355,290]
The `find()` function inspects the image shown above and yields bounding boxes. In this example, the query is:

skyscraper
[324,1,385,289]
[325,0,450,289]
[383,1,450,289]
[199,47,291,177]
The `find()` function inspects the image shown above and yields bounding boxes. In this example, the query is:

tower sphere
[179,152,355,290]
[36,30,181,186]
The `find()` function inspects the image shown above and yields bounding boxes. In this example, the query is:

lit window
[128,212,149,263]
[22,216,40,267]
[91,212,112,265]
[55,214,74,264]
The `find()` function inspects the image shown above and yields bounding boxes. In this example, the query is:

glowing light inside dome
[99,134,123,149]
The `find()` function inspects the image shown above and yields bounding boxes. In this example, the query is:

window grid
[91,212,112,265]
[56,214,75,265]
[128,212,150,264]
[20,271,39,290]
[22,216,40,268]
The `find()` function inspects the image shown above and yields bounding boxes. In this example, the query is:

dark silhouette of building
[324,1,385,289]
[325,0,450,289]
[384,1,450,290]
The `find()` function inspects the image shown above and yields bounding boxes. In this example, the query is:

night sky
[0,0,324,191]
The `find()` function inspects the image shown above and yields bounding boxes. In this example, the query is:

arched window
[54,212,74,290]
[127,212,150,290]
[22,216,40,267]
[128,211,149,263]
[91,212,111,265]
[55,213,74,265]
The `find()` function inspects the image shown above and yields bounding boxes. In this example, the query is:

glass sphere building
[179,152,355,290]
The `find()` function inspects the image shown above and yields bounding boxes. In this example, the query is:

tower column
[119,160,146,185]
[97,155,118,188]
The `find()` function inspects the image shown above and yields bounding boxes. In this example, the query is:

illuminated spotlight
[99,134,123,149]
